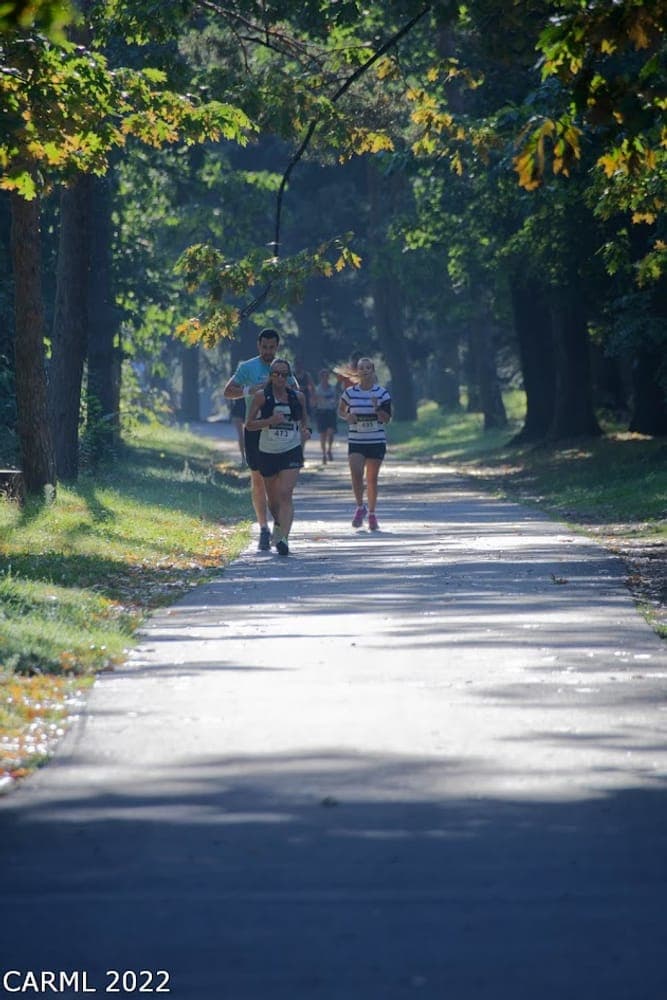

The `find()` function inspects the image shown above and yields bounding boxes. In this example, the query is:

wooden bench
[0,469,26,505]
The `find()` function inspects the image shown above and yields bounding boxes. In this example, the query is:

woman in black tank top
[245,359,311,555]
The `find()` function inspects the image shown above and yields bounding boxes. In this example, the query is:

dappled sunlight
[2,455,666,998]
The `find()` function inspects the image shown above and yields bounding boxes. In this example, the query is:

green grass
[390,394,526,461]
[0,419,252,778]
[391,394,666,530]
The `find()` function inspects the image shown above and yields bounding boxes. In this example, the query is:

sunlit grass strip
[391,396,666,526]
[0,673,92,781]
[0,419,253,781]
[391,395,526,459]
[0,576,137,674]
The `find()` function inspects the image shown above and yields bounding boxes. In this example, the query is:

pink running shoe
[352,504,367,527]
[368,512,379,531]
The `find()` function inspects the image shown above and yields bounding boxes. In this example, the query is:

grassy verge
[391,394,666,636]
[0,420,252,783]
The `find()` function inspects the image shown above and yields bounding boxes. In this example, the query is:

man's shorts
[258,445,304,478]
[348,442,386,461]
[230,397,245,421]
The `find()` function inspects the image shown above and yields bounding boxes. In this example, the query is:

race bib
[260,414,300,453]
[268,422,296,440]
[356,416,380,433]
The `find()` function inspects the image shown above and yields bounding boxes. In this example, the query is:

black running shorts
[348,442,386,461]
[258,445,304,478]
[315,410,338,433]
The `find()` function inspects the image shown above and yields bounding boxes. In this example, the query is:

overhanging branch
[238,4,432,321]
[273,4,432,258]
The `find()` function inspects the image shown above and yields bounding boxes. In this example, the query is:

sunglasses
[271,370,289,377]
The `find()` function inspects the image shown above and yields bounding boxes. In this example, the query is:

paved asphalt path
[1,424,666,999]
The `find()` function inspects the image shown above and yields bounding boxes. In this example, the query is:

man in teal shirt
[224,328,298,550]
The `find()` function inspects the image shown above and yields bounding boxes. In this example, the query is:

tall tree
[49,175,93,480]
[10,190,56,492]
[366,158,417,420]
[86,173,121,461]
[509,274,555,442]
[1,9,252,490]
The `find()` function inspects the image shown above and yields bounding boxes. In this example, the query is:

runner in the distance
[245,359,311,556]
[338,356,392,531]
[313,367,338,464]
[223,328,298,551]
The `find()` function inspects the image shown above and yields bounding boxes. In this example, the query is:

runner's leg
[274,467,300,538]
[348,452,365,507]
[233,419,245,464]
[250,469,270,528]
[366,458,382,513]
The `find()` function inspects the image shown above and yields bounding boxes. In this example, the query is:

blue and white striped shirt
[342,383,391,444]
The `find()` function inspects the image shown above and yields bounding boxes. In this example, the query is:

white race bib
[267,422,296,440]
[355,416,380,433]
[259,406,301,453]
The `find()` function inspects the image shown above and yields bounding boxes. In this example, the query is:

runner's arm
[298,391,312,440]
[338,394,356,423]
[377,397,392,423]
[223,375,244,399]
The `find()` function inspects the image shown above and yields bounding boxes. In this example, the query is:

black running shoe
[276,538,289,556]
[258,526,271,551]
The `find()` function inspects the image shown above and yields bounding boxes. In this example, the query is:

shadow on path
[1,452,666,999]
[2,751,666,999]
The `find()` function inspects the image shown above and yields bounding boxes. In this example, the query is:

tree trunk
[427,339,461,412]
[464,331,481,413]
[366,159,416,421]
[10,191,56,494]
[548,277,601,439]
[509,275,556,442]
[373,273,416,420]
[86,175,121,463]
[629,346,667,435]
[628,277,667,435]
[0,193,17,458]
[467,306,507,430]
[180,343,200,421]
[590,341,628,419]
[49,176,92,481]
[0,193,13,362]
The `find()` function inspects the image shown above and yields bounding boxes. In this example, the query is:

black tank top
[260,385,303,423]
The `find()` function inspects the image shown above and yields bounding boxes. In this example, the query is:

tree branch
[273,4,432,257]
[196,0,324,66]
[201,3,433,321]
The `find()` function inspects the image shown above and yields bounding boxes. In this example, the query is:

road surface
[1,425,665,999]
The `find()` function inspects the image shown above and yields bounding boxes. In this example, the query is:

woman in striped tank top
[338,357,392,532]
